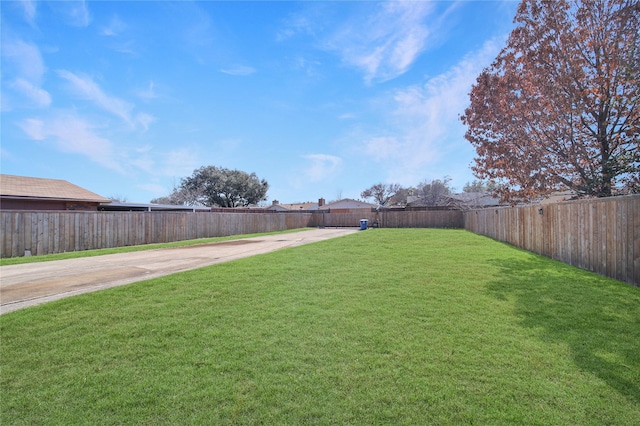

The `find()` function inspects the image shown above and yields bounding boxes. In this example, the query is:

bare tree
[462,180,499,193]
[361,183,404,206]
[415,177,453,206]
[108,195,128,203]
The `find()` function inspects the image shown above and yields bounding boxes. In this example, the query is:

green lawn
[1,229,638,424]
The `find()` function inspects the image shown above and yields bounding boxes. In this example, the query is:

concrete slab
[0,228,359,314]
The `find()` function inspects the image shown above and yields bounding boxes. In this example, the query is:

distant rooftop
[0,174,110,203]
[98,202,210,212]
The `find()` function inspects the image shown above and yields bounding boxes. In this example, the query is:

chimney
[272,200,279,205]
[318,198,325,207]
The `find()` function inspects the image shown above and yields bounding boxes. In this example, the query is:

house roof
[407,192,501,208]
[265,204,290,211]
[0,174,111,203]
[98,202,210,212]
[447,192,501,207]
[268,202,319,211]
[538,190,577,205]
[319,198,377,210]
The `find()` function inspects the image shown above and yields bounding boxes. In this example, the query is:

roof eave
[0,195,111,203]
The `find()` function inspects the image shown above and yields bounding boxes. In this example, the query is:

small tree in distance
[109,195,128,203]
[150,184,198,205]
[463,180,498,193]
[415,177,454,206]
[360,183,403,206]
[152,166,269,207]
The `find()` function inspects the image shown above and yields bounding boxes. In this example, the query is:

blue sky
[1,0,518,204]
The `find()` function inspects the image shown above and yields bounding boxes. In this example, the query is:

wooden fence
[0,211,312,258]
[309,209,463,228]
[1,196,637,286]
[463,195,639,286]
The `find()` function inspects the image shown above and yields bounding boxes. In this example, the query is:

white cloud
[1,39,51,109]
[359,37,504,184]
[17,111,159,176]
[159,148,200,178]
[324,1,434,84]
[19,118,45,139]
[364,136,403,162]
[62,0,91,27]
[101,15,126,36]
[276,13,316,42]
[136,81,158,101]
[100,15,137,54]
[278,2,434,83]
[57,70,153,130]
[0,147,16,162]
[129,156,155,175]
[19,0,37,25]
[18,113,124,173]
[109,40,137,55]
[167,1,215,64]
[303,154,343,182]
[119,145,199,181]
[219,65,256,76]
[57,70,133,122]
[138,182,169,197]
[2,39,46,83]
[10,78,51,107]
[135,113,155,131]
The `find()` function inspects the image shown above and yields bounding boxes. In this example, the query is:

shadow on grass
[486,254,640,404]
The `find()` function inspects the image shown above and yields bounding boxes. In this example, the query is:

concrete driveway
[0,228,359,314]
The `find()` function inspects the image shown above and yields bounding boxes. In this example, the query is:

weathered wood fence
[309,208,463,228]
[463,195,639,286]
[0,211,311,258]
[1,195,637,286]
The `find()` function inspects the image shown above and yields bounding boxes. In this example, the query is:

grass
[0,228,312,266]
[1,229,639,424]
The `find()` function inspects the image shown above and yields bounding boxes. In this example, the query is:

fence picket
[464,195,639,286]
[1,196,637,285]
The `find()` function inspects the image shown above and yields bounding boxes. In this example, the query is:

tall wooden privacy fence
[0,211,311,258]
[1,196,637,286]
[0,209,460,258]
[309,208,463,229]
[463,195,639,286]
